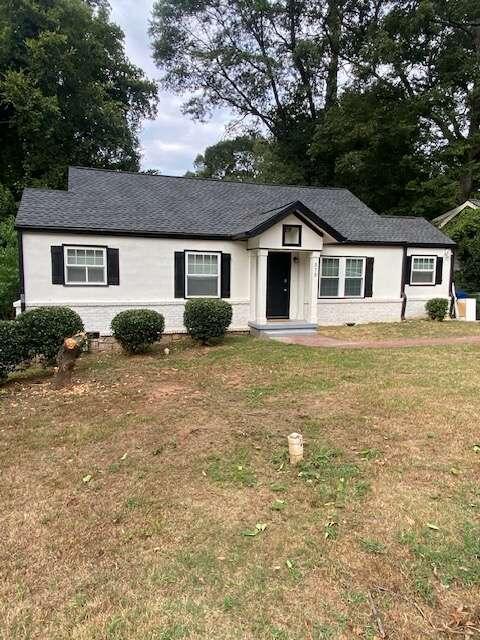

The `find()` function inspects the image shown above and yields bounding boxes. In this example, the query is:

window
[344,258,364,296]
[282,224,302,246]
[185,251,220,297]
[411,256,436,284]
[65,246,106,285]
[319,257,340,297]
[319,256,365,298]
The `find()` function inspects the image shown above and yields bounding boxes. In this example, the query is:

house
[15,167,455,336]
[433,199,480,229]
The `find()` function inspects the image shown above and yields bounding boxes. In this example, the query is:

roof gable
[234,201,346,241]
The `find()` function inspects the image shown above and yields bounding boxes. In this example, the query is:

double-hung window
[185,251,220,297]
[410,256,436,284]
[319,257,365,298]
[65,246,106,285]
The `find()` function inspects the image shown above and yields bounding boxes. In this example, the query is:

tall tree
[0,0,158,317]
[0,0,158,198]
[352,0,480,203]
[150,0,381,184]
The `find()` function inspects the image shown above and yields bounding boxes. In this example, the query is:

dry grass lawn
[318,319,480,341]
[1,326,480,640]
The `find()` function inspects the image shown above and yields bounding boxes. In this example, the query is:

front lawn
[318,318,480,341]
[1,336,480,639]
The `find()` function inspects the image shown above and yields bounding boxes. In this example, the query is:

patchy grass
[318,318,480,341]
[1,335,480,639]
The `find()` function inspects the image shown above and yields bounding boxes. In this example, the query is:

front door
[266,252,291,319]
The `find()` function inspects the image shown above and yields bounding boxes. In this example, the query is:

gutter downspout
[400,246,407,320]
[17,230,25,313]
[449,247,456,318]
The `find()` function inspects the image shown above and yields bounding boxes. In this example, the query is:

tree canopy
[151,0,480,217]
[0,0,158,201]
[0,0,158,317]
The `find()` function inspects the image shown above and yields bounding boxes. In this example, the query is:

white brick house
[15,167,455,335]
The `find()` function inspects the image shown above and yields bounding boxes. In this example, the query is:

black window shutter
[51,246,64,284]
[174,251,185,298]
[364,257,374,297]
[107,248,120,285]
[435,257,443,284]
[405,256,412,285]
[221,253,231,298]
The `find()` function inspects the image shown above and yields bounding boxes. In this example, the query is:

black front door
[266,252,291,319]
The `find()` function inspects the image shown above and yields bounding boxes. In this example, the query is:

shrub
[17,306,84,362]
[0,320,24,381]
[111,309,164,354]
[184,298,232,344]
[425,298,449,321]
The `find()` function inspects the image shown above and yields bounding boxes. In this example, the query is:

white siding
[21,231,453,331]
[404,248,452,318]
[22,232,250,334]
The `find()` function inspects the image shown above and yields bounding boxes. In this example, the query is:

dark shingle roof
[16,166,454,246]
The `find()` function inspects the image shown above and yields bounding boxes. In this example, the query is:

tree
[188,136,263,180]
[151,0,383,184]
[0,217,19,319]
[0,0,158,317]
[447,207,480,291]
[0,0,158,194]
[353,0,480,203]
[311,84,457,217]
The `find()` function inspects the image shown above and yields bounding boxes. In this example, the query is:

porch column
[255,249,268,323]
[308,251,320,324]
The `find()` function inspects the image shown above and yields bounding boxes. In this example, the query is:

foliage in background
[184,299,233,345]
[152,0,480,218]
[0,0,157,193]
[0,0,158,316]
[187,136,264,182]
[0,217,19,319]
[448,208,480,292]
[111,309,165,354]
[17,306,84,363]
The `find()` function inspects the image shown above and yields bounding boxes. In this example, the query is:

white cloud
[109,0,233,175]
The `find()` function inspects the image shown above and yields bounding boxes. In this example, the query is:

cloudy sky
[109,0,231,175]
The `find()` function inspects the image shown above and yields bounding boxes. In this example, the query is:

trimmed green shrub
[425,298,449,321]
[184,298,232,344]
[0,320,24,381]
[17,306,84,362]
[111,309,165,354]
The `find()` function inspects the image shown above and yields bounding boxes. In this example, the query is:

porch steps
[248,320,318,338]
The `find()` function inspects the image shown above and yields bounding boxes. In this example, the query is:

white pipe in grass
[288,432,303,465]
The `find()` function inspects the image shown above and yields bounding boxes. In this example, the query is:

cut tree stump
[52,332,86,389]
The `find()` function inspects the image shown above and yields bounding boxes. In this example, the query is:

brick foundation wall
[23,300,251,335]
[317,299,403,325]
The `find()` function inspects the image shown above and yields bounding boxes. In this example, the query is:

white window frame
[410,255,436,285]
[185,251,221,298]
[318,256,366,298]
[64,245,107,286]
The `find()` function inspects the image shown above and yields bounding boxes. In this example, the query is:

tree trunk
[460,24,480,200]
[52,332,86,389]
[325,0,342,112]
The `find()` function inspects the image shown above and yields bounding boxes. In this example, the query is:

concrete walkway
[272,333,480,349]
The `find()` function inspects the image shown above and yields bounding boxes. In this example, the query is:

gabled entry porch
[248,247,321,336]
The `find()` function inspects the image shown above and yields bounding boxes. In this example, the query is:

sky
[109,0,231,175]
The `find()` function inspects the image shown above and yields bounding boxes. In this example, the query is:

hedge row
[110,299,233,353]
[0,307,84,382]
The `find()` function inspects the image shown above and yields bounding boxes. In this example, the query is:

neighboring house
[433,199,480,229]
[15,167,455,335]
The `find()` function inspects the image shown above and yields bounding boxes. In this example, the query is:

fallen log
[52,332,86,389]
